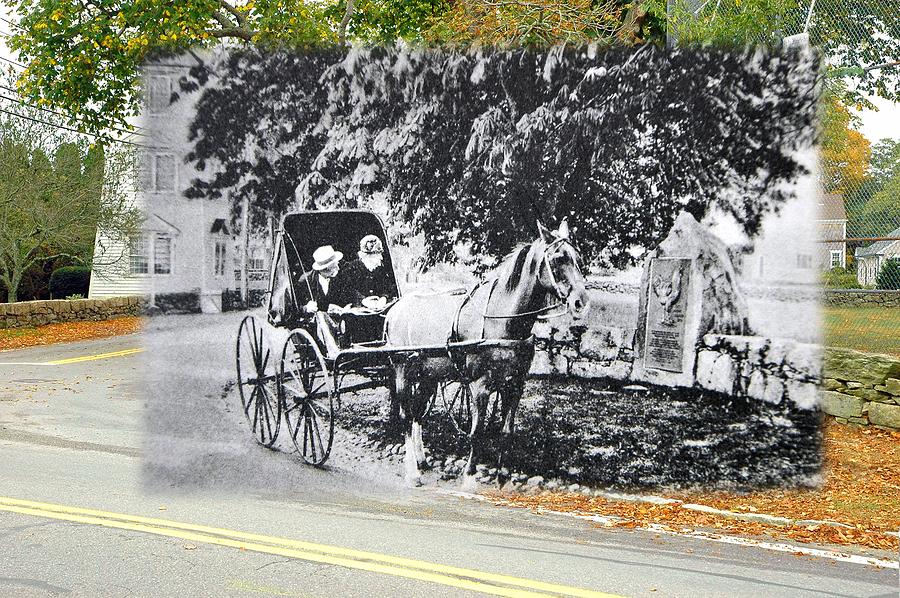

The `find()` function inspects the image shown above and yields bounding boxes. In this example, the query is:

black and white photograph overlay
[137,44,823,494]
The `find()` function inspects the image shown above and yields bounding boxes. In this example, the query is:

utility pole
[241,194,249,306]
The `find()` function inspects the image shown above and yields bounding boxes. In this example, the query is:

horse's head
[536,220,590,320]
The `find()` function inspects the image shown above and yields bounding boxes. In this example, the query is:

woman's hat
[312,245,343,270]
[359,234,383,255]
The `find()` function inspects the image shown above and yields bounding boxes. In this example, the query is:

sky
[0,6,898,144]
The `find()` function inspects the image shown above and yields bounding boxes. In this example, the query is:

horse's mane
[497,240,542,292]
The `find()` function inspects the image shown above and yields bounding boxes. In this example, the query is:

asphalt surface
[0,313,897,598]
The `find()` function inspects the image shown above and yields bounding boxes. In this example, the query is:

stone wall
[0,297,143,329]
[822,348,900,430]
[529,320,637,381]
[695,335,821,410]
[824,290,900,308]
[528,319,823,412]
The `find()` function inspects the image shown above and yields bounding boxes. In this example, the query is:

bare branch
[219,0,250,30]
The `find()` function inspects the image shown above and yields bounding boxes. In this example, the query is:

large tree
[185,45,818,270]
[845,138,900,239]
[5,0,897,137]
[0,104,139,302]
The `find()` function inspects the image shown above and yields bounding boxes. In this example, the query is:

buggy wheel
[235,315,281,447]
[279,329,334,467]
[439,382,501,435]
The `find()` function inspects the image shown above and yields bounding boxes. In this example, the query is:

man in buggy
[268,244,353,357]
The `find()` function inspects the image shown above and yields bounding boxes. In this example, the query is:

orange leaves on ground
[0,317,144,351]
[486,419,900,551]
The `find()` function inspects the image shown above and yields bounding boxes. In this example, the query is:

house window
[796,254,812,269]
[129,233,173,276]
[129,236,149,275]
[140,152,177,193]
[830,250,842,269]
[146,75,171,114]
[154,234,172,274]
[214,239,227,276]
[248,247,266,272]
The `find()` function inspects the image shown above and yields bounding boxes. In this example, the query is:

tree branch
[209,27,255,42]
[219,0,250,30]
[338,0,357,46]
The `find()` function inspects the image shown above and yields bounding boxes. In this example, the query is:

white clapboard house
[855,225,900,287]
[89,56,269,312]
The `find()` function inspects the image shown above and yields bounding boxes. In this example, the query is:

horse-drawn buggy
[234,209,589,485]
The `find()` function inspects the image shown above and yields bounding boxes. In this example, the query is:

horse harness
[444,237,580,381]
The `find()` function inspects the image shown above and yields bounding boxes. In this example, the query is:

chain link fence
[678,0,899,355]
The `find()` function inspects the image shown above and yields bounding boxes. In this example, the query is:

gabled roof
[817,193,847,221]
[856,226,900,257]
[143,213,182,235]
[210,218,230,235]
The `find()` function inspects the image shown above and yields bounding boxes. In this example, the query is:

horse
[384,220,590,487]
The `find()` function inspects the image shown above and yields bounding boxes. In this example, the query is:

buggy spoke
[311,408,324,461]
[252,385,261,434]
[245,385,258,417]
[260,386,274,442]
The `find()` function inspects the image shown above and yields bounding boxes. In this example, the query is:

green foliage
[0,78,140,303]
[822,267,862,289]
[6,0,897,137]
[650,0,792,46]
[186,46,818,270]
[49,266,91,298]
[876,259,900,290]
[4,0,337,135]
[847,137,900,240]
[65,294,84,300]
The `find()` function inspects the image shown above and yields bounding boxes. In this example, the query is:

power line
[0,17,22,31]
[0,55,24,69]
[0,84,147,135]
[0,105,141,146]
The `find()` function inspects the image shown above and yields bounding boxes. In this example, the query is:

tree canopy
[184,45,818,270]
[4,0,896,136]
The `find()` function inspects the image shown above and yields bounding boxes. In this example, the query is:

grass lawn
[824,306,900,357]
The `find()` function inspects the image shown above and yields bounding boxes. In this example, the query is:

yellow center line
[0,497,623,598]
[45,348,144,365]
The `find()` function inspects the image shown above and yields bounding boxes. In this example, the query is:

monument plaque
[644,258,690,372]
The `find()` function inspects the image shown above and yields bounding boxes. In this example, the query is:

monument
[632,212,749,388]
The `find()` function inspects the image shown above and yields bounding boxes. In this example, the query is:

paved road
[0,315,897,598]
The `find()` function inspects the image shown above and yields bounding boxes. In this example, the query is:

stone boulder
[824,348,900,387]
[636,211,749,342]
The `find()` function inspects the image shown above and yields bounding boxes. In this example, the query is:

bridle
[481,236,583,321]
[446,235,584,359]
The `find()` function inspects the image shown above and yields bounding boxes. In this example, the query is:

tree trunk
[5,272,21,303]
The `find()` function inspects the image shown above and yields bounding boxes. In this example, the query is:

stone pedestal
[632,211,749,388]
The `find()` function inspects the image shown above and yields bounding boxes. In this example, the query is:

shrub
[876,259,900,290]
[49,266,91,299]
[66,294,84,300]
[822,266,861,289]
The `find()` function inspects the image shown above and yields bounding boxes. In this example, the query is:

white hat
[312,245,343,270]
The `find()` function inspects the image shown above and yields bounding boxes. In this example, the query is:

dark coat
[296,270,354,312]
[342,259,395,305]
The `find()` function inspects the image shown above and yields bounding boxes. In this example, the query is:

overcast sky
[1,6,897,144]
